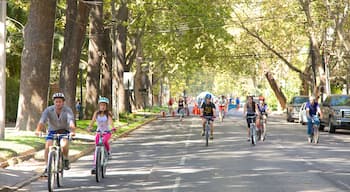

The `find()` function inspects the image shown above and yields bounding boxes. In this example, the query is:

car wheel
[328,120,336,133]
[319,125,325,131]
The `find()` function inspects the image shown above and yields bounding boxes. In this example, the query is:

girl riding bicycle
[87,97,116,174]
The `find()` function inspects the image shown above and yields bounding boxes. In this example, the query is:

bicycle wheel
[251,124,256,146]
[47,151,56,192]
[205,123,209,147]
[102,149,107,178]
[57,150,64,187]
[95,148,102,182]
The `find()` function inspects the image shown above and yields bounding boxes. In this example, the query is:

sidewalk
[0,116,157,192]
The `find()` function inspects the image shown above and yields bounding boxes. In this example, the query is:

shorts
[246,115,256,128]
[46,129,70,141]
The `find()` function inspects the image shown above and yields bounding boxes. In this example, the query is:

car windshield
[293,97,309,104]
[330,95,350,106]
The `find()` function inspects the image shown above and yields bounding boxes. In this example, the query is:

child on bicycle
[306,95,323,143]
[257,96,269,141]
[87,97,116,174]
[200,94,216,139]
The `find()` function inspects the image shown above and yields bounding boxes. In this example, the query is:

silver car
[286,96,309,122]
[321,95,350,133]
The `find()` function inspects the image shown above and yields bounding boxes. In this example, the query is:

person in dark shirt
[306,95,323,143]
[200,94,216,139]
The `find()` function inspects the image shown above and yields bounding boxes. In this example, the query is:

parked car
[299,102,308,125]
[321,94,350,133]
[287,96,309,122]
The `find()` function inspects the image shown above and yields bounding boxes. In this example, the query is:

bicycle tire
[102,149,107,178]
[57,150,64,187]
[95,148,102,182]
[47,151,56,192]
[205,123,209,147]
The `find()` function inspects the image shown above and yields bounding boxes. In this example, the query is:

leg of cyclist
[246,118,250,141]
[307,118,313,143]
[210,119,214,139]
[103,133,112,158]
[61,138,70,170]
[201,118,206,136]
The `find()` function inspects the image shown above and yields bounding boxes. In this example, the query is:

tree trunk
[60,0,90,113]
[265,72,287,110]
[85,1,104,118]
[101,28,112,109]
[116,0,128,113]
[16,0,57,131]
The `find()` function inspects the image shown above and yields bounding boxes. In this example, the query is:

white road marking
[179,156,186,166]
[173,176,181,192]
[337,180,350,190]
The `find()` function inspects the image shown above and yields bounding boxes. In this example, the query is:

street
[20,110,350,192]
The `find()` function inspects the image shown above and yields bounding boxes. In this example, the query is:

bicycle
[179,107,185,121]
[93,130,110,182]
[310,115,320,144]
[202,116,214,146]
[247,115,257,146]
[45,133,71,192]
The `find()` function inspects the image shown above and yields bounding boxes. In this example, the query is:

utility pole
[0,0,7,140]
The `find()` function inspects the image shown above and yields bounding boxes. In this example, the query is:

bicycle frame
[94,130,110,182]
[203,116,212,146]
[247,116,257,146]
[47,133,69,192]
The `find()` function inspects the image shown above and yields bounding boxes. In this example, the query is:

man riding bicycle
[35,93,76,176]
[306,95,323,143]
[177,97,185,114]
[257,96,269,141]
[243,96,260,142]
[200,94,216,139]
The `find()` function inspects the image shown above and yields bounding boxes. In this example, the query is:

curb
[0,116,158,192]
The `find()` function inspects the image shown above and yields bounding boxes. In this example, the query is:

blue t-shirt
[306,102,319,116]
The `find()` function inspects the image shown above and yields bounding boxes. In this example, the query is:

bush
[6,77,19,122]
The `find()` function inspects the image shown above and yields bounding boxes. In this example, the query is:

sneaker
[91,168,96,175]
[42,168,48,177]
[201,130,205,136]
[247,138,250,142]
[308,137,312,143]
[63,159,70,170]
[210,135,214,140]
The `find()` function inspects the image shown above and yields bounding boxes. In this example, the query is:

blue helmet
[205,94,212,99]
[98,97,109,104]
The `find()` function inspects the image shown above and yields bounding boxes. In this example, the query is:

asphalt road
[19,110,350,192]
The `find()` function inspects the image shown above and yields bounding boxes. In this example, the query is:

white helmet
[52,92,65,100]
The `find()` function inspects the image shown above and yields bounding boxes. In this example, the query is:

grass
[0,113,156,163]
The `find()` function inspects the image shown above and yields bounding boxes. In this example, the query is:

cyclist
[218,95,227,121]
[257,96,269,141]
[35,93,76,176]
[177,97,185,114]
[306,95,323,143]
[200,94,216,139]
[87,97,116,174]
[243,96,260,141]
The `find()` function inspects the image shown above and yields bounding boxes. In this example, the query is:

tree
[85,0,104,117]
[59,0,90,113]
[16,0,57,131]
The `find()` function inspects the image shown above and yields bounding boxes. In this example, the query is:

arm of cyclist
[243,103,247,118]
[87,111,98,132]
[108,112,117,133]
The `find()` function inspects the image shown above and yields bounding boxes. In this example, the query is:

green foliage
[6,77,19,122]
